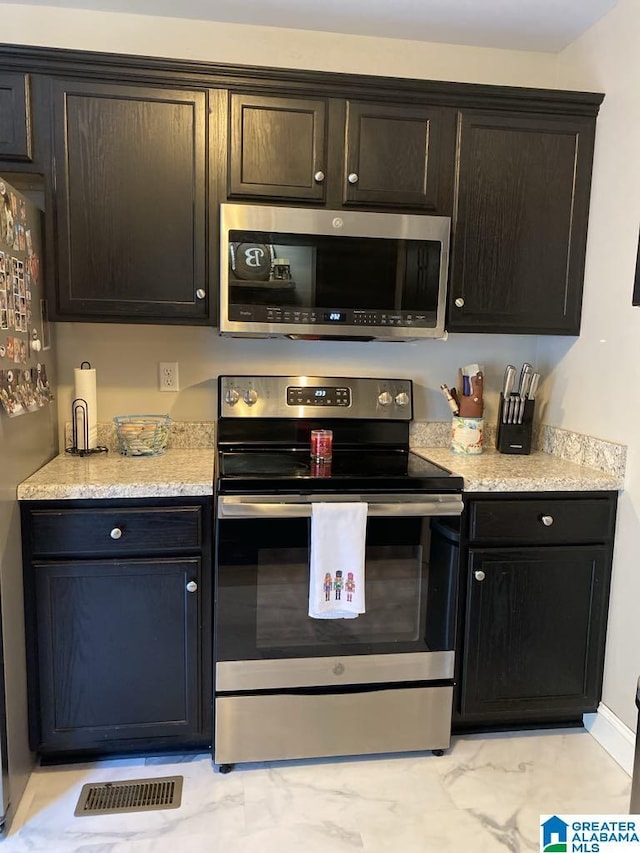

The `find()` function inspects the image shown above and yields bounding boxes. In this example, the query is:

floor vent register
[74,776,183,817]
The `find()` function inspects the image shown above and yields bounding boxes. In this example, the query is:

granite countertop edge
[17,445,623,501]
[17,448,216,501]
[411,447,624,493]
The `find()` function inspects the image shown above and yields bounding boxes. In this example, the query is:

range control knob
[377,391,393,406]
[243,389,259,406]
[395,392,410,407]
[225,388,240,406]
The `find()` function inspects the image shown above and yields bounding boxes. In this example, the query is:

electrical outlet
[159,362,179,392]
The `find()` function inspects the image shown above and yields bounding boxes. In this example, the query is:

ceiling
[9,0,620,52]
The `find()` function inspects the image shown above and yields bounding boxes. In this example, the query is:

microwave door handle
[217,496,463,519]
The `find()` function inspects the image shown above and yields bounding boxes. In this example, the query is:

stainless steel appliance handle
[218,494,463,519]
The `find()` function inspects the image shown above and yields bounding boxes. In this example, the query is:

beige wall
[1,3,559,87]
[544,0,640,729]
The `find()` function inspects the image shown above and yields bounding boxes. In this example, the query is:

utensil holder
[451,416,484,455]
[496,395,534,455]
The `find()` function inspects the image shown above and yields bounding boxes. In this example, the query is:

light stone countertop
[17,444,623,500]
[17,449,216,500]
[412,447,624,492]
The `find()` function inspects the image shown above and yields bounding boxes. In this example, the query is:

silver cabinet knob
[474,570,485,582]
[454,297,465,308]
[195,288,206,300]
[541,515,554,526]
[377,391,393,406]
[225,388,240,406]
[348,172,359,184]
[243,389,258,406]
[110,527,122,540]
[186,580,198,593]
[314,171,325,183]
[395,392,410,407]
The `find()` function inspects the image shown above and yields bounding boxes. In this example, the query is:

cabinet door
[35,557,202,751]
[52,80,208,322]
[461,546,610,718]
[449,110,595,334]
[343,101,455,212]
[0,72,32,161]
[229,93,327,201]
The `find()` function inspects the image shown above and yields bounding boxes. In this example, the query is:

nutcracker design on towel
[308,502,367,619]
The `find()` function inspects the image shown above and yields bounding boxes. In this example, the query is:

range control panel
[219,376,413,420]
[286,385,351,407]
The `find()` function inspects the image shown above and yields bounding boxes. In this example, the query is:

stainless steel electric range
[213,375,463,771]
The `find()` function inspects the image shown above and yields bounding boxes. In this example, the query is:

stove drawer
[215,685,452,764]
[28,505,203,557]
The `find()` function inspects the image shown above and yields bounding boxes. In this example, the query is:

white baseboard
[584,703,635,776]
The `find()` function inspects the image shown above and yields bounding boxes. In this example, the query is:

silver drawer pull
[186,581,198,593]
[110,527,122,540]
[474,570,485,582]
[541,515,554,527]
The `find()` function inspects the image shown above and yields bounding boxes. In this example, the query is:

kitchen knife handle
[503,365,516,398]
[528,373,541,400]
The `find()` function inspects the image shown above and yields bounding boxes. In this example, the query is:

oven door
[215,493,462,692]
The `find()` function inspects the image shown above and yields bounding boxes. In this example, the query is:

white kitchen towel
[309,502,367,619]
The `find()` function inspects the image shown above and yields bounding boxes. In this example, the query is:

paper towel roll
[74,365,98,450]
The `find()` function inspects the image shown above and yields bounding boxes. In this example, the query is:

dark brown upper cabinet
[343,101,455,212]
[229,93,327,202]
[448,110,596,335]
[228,92,455,214]
[51,79,210,323]
[0,71,32,161]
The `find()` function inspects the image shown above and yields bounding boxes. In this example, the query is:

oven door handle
[217,495,463,519]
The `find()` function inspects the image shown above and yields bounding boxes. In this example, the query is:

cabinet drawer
[468,498,615,544]
[28,506,203,557]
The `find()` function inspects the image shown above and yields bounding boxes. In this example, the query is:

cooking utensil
[470,372,484,416]
[514,363,533,424]
[502,365,516,424]
[518,370,534,423]
[528,372,541,400]
[440,384,459,415]
[517,362,533,394]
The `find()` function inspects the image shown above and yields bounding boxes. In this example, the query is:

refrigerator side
[0,178,58,833]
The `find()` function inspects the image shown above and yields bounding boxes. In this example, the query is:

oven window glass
[255,545,422,648]
[216,516,456,661]
[227,230,442,315]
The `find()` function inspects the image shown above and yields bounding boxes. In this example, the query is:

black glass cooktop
[216,449,462,493]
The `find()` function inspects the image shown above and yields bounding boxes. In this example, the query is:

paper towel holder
[65,362,109,457]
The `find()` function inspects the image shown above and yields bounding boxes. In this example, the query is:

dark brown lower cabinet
[22,497,212,758]
[461,546,610,720]
[453,492,617,731]
[36,558,201,752]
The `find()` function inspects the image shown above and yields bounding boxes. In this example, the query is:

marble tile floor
[1,728,632,852]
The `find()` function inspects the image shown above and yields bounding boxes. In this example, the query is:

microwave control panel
[228,305,432,328]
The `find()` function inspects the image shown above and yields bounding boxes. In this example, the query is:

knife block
[496,395,535,455]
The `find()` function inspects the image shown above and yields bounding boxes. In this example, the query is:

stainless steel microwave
[219,203,451,341]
